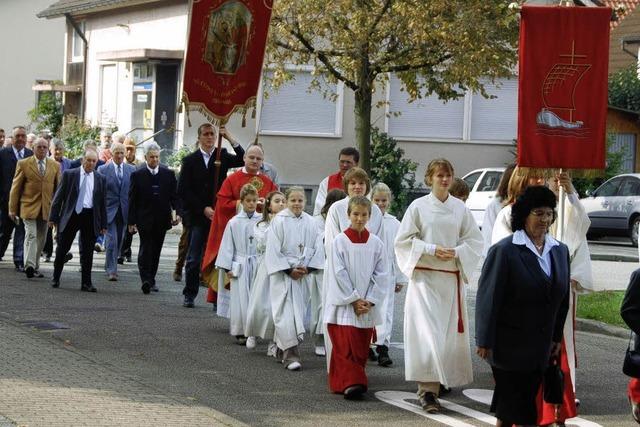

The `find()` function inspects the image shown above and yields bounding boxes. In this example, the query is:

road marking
[375,391,478,427]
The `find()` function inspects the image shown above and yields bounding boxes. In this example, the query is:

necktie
[17,151,22,160]
[117,164,122,184]
[38,160,45,176]
[75,173,87,214]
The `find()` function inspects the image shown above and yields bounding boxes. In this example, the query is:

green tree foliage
[608,65,640,112]
[369,127,417,216]
[573,133,626,196]
[267,0,519,172]
[28,91,63,135]
[58,115,101,159]
[166,146,193,170]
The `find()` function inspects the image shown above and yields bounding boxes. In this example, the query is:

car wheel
[631,216,640,247]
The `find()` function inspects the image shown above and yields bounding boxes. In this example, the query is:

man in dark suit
[97,142,135,281]
[179,124,244,307]
[0,126,33,270]
[128,141,179,294]
[49,149,107,292]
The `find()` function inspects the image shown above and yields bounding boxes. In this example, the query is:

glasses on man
[530,209,555,220]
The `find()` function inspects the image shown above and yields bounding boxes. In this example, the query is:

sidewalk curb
[590,254,638,263]
[577,317,629,339]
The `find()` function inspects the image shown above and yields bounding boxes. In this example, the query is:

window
[477,171,503,192]
[596,178,622,197]
[71,22,85,62]
[387,75,517,143]
[463,172,482,190]
[620,178,640,197]
[611,133,637,174]
[259,69,343,137]
[100,64,118,126]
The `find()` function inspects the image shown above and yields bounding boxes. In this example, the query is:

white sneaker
[266,342,277,357]
[314,346,326,357]
[246,336,257,349]
[286,361,302,371]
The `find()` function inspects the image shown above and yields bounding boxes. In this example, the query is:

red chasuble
[327,172,344,191]
[344,227,369,244]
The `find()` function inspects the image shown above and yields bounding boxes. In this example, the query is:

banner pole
[212,120,226,205]
[558,168,566,243]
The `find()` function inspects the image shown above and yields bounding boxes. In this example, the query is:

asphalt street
[0,232,636,426]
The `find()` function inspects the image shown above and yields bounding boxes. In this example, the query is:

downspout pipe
[65,13,88,120]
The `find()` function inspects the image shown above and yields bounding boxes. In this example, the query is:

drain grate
[19,320,70,331]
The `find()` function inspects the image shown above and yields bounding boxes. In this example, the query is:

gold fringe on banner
[516,166,606,179]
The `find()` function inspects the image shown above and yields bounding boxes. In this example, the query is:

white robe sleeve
[328,237,362,305]
[313,177,329,216]
[394,203,430,278]
[365,242,389,307]
[482,197,502,257]
[215,221,235,271]
[307,223,325,271]
[454,207,484,284]
[265,216,294,275]
[491,206,512,245]
[324,203,342,255]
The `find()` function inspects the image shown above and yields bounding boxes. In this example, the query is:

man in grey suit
[97,143,134,281]
[49,149,107,292]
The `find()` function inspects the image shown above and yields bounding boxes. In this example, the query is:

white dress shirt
[201,148,213,168]
[512,229,559,277]
[12,147,24,160]
[146,164,159,175]
[79,170,94,209]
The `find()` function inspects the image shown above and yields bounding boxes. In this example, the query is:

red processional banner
[182,0,273,122]
[517,5,610,170]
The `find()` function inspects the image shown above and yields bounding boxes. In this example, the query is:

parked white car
[462,167,506,227]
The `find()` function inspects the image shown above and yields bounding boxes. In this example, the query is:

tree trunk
[354,74,373,174]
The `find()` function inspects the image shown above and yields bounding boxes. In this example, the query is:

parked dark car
[580,173,640,247]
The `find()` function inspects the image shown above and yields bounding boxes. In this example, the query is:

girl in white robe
[395,159,482,414]
[324,196,388,399]
[322,167,384,371]
[266,187,325,371]
[371,183,408,367]
[481,164,515,258]
[215,184,261,345]
[490,169,593,424]
[244,191,286,352]
[310,189,347,357]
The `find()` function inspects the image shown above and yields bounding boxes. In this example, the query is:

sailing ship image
[536,41,591,137]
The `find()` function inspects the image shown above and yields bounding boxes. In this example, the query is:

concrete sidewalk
[0,317,244,427]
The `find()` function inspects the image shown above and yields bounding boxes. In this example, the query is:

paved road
[0,233,635,426]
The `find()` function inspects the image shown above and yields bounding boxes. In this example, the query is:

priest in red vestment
[312,147,359,215]
[202,145,278,303]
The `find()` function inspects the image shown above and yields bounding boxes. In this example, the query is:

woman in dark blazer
[476,185,570,427]
[621,268,640,423]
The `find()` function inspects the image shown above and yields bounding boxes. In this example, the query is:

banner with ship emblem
[182,0,273,123]
[517,5,610,171]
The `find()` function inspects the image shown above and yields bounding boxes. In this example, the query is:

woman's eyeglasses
[530,209,555,220]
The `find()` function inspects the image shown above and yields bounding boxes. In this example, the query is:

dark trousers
[137,225,167,286]
[0,207,25,267]
[43,227,53,258]
[53,209,96,286]
[120,229,134,259]
[182,223,208,298]
[175,225,190,273]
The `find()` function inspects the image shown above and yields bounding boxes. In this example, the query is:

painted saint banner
[182,0,273,122]
[517,5,610,170]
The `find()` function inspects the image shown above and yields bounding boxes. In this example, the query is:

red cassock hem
[327,323,373,394]
[536,339,577,424]
[629,378,640,403]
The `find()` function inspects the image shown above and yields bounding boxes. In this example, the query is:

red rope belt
[414,266,464,334]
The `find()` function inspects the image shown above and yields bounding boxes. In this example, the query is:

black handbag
[623,332,640,378]
[543,355,564,404]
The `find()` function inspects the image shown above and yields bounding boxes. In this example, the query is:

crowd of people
[0,122,609,426]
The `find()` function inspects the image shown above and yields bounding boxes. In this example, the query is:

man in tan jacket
[9,137,61,278]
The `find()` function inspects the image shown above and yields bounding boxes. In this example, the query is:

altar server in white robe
[215,184,261,345]
[310,189,347,357]
[323,167,383,370]
[266,187,325,371]
[244,190,285,352]
[324,196,388,400]
[491,168,593,400]
[371,183,408,367]
[395,158,483,414]
[480,164,515,257]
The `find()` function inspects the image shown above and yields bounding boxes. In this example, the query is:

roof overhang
[96,49,183,62]
[37,0,168,19]
[32,83,82,92]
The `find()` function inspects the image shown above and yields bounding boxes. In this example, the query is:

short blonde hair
[239,183,258,201]
[371,182,393,200]
[285,186,306,200]
[347,195,372,215]
[343,167,371,194]
[424,158,454,186]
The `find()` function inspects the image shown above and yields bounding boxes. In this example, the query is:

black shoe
[81,284,97,292]
[25,266,34,278]
[419,392,441,413]
[51,280,60,288]
[376,345,393,367]
[343,384,366,400]
[183,296,194,308]
[33,270,44,278]
[368,347,378,362]
[64,253,73,263]
[117,257,124,265]
[141,282,151,294]
[439,384,452,395]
